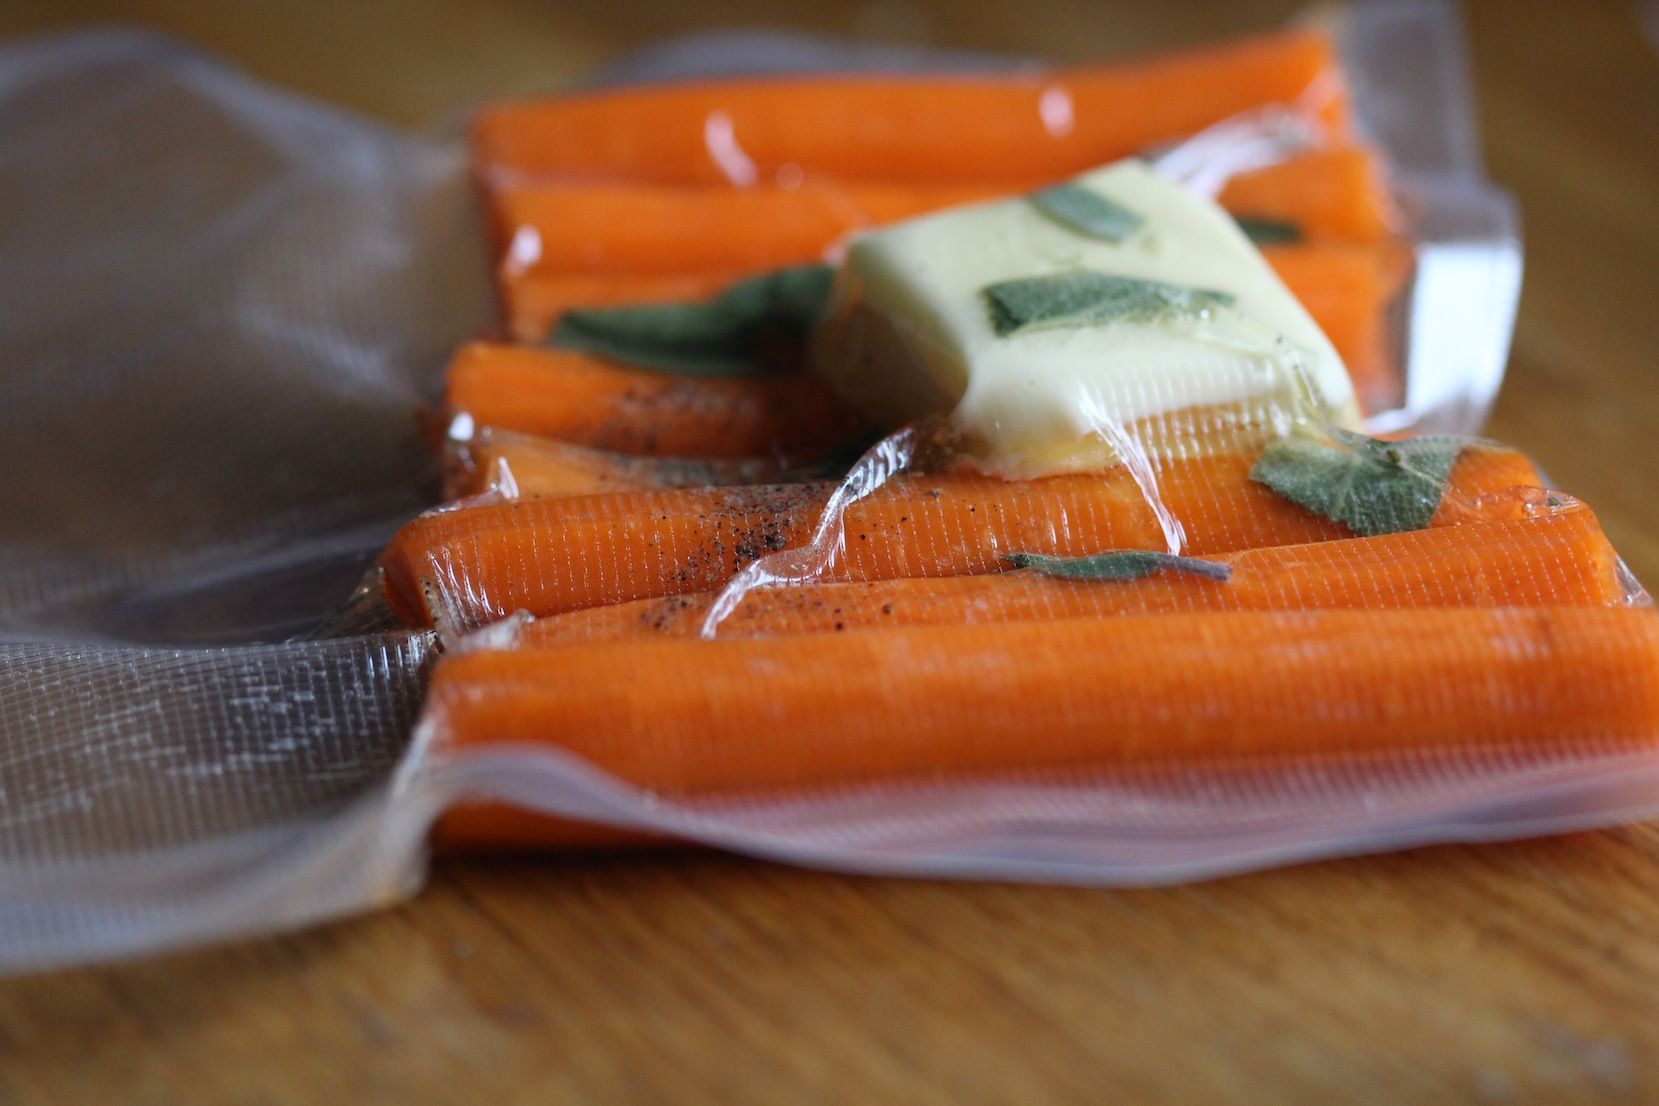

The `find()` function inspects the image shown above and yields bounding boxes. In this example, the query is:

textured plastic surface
[0,29,464,971]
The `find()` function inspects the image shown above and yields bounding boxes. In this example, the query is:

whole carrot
[448,428,791,500]
[474,30,1347,185]
[491,180,1007,279]
[489,146,1393,283]
[522,503,1622,643]
[379,447,1542,627]
[426,606,1659,800]
[444,342,867,459]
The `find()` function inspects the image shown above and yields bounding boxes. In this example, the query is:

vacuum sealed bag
[4,1,1646,976]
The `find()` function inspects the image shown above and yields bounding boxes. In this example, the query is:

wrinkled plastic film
[0,634,436,970]
[423,742,1659,885]
[0,29,478,973]
[1336,0,1521,434]
[0,1,1578,979]
[0,29,490,645]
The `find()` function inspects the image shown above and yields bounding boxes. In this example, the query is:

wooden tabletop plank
[1,2,1656,1103]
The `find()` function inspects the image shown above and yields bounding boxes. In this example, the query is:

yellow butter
[815,158,1358,475]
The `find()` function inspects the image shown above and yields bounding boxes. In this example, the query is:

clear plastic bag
[5,2,1635,978]
[0,28,463,969]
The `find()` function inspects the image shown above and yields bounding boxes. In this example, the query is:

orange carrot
[426,607,1659,802]
[491,180,1007,280]
[380,447,1543,627]
[474,30,1348,185]
[1265,240,1413,414]
[1219,145,1399,242]
[445,342,867,459]
[523,503,1622,643]
[447,428,791,500]
[490,145,1393,284]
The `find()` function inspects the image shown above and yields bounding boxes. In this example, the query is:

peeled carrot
[447,428,790,500]
[445,342,867,460]
[491,145,1394,285]
[491,181,1007,280]
[523,503,1622,643]
[427,607,1659,803]
[1219,145,1399,242]
[474,30,1348,185]
[380,447,1543,627]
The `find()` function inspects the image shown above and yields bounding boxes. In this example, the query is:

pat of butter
[814,158,1359,475]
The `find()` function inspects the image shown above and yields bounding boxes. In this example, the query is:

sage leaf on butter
[1029,184,1144,243]
[984,271,1235,337]
[1249,429,1466,536]
[550,263,834,376]
[1006,549,1232,582]
[1234,215,1303,247]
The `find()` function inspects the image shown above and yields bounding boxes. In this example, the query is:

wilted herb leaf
[1249,429,1467,536]
[550,263,834,376]
[1234,215,1303,246]
[1006,549,1232,582]
[1029,184,1144,243]
[983,271,1235,337]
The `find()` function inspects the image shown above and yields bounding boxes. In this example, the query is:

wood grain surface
[1,1,1657,1103]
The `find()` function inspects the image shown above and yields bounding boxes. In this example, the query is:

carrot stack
[382,447,1543,627]
[397,24,1642,860]
[453,28,1411,480]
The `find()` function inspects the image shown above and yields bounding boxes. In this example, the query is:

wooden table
[2,2,1657,1102]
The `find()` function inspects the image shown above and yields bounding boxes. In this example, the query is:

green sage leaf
[1249,429,1466,536]
[1006,549,1232,582]
[1234,215,1303,247]
[1029,184,1144,243]
[983,271,1235,337]
[550,263,834,376]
